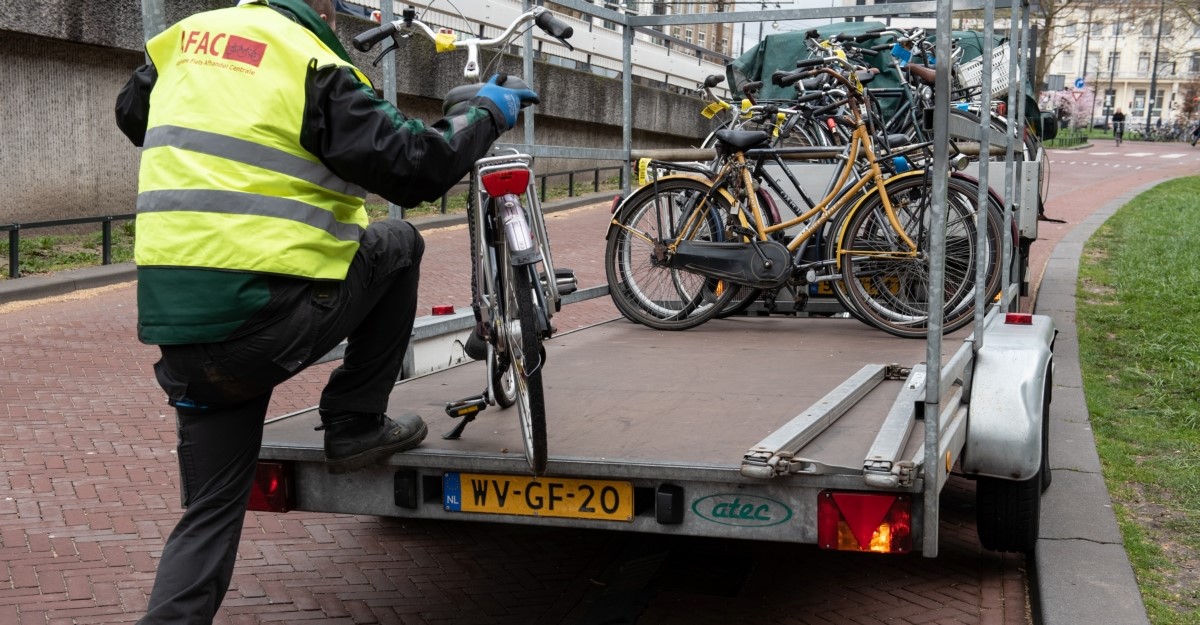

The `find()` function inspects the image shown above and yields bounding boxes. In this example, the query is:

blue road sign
[1074,77,1085,89]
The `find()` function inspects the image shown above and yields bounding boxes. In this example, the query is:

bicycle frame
[654,100,920,270]
[472,151,561,381]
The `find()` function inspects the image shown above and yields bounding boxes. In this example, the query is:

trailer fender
[962,314,1056,481]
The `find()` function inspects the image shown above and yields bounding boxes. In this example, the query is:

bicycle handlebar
[352,6,574,80]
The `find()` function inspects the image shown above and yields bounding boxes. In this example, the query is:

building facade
[1045,0,1200,127]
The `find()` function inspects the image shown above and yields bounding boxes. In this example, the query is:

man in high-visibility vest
[115,0,537,621]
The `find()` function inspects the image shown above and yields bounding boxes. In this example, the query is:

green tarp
[725,22,1040,119]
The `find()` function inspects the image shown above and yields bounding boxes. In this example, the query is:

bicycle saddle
[713,129,771,151]
[874,133,911,149]
[906,64,937,86]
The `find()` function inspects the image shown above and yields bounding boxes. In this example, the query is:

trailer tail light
[247,461,294,513]
[817,491,912,553]
[481,169,530,196]
[1005,312,1033,325]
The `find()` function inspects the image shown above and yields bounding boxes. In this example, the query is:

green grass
[0,174,623,279]
[0,220,136,280]
[1077,176,1200,624]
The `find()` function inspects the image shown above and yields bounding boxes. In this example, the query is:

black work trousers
[137,220,424,625]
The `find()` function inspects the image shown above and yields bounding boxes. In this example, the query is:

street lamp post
[1104,7,1122,129]
[1147,0,1166,130]
[1079,7,1092,129]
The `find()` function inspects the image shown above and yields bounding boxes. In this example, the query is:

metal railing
[416,163,625,216]
[538,165,625,203]
[1,214,135,279]
[1045,129,1088,148]
[2,164,626,279]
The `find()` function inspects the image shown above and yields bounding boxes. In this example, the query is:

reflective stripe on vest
[135,4,372,280]
[143,125,367,198]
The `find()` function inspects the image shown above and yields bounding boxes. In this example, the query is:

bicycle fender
[961,313,1055,481]
[831,169,929,269]
[831,170,1007,269]
[605,175,739,241]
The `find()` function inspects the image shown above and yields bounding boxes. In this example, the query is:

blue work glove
[475,74,539,129]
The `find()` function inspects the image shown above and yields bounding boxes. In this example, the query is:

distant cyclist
[1112,108,1126,146]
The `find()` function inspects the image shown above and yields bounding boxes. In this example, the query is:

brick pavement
[2,145,1195,623]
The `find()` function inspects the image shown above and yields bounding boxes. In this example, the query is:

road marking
[1090,152,1116,155]
[1160,153,1187,159]
[1125,152,1153,157]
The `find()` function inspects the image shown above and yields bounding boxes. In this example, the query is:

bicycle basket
[955,43,1010,99]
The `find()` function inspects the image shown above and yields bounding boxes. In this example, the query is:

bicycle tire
[605,177,738,331]
[838,174,1001,338]
[502,257,547,475]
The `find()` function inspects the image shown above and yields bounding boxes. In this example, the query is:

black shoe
[315,411,427,474]
[464,328,488,361]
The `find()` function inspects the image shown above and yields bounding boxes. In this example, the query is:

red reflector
[826,117,837,130]
[431,305,456,316]
[817,491,912,553]
[247,461,294,513]
[1005,312,1033,325]
[610,194,623,214]
[996,101,1007,116]
[481,169,530,196]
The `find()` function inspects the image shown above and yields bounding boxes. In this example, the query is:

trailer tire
[976,472,1041,553]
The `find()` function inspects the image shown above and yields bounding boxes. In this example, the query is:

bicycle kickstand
[443,393,488,439]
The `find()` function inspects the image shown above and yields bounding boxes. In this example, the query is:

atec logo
[692,494,793,527]
[180,30,268,67]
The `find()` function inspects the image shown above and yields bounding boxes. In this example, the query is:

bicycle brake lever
[371,42,400,67]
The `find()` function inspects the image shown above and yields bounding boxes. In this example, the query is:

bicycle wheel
[838,174,1000,338]
[606,177,739,331]
[500,246,548,475]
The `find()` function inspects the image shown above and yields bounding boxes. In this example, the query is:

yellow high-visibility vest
[136,2,372,280]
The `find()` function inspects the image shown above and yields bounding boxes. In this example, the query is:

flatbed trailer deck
[258,314,1035,552]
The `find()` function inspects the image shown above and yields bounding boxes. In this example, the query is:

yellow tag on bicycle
[637,158,651,186]
[740,98,753,119]
[434,31,458,52]
[701,100,731,119]
[773,111,786,137]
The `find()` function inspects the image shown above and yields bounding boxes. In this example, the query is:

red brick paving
[2,144,1195,623]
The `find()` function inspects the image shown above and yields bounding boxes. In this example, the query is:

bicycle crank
[669,239,792,290]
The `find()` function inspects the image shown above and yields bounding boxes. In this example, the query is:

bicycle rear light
[247,461,295,513]
[817,490,911,553]
[481,169,530,196]
[431,305,456,315]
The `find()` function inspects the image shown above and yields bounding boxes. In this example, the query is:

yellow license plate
[442,472,634,522]
[814,276,901,296]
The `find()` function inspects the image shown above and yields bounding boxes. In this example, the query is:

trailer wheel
[976,472,1041,553]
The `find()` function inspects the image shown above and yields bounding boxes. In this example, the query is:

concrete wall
[0,0,712,224]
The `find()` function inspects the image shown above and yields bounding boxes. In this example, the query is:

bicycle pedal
[542,268,578,296]
[445,395,488,419]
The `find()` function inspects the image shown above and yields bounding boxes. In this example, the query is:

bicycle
[607,57,1003,338]
[352,5,576,475]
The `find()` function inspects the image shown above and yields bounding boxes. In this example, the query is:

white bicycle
[353,6,576,475]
